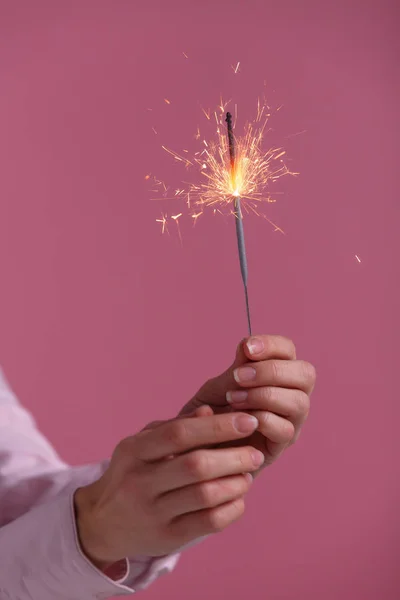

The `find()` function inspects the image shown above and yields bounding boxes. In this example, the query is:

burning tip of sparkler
[152,97,293,240]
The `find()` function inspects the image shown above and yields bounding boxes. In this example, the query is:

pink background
[0,1,398,598]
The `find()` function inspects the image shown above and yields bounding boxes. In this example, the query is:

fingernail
[244,473,254,484]
[246,337,264,355]
[226,390,248,404]
[233,367,257,383]
[234,414,259,434]
[251,450,265,467]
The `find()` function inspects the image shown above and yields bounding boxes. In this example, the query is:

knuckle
[235,448,251,471]
[142,420,163,432]
[206,510,226,533]
[197,482,217,507]
[261,386,273,403]
[211,417,225,438]
[231,498,246,520]
[293,391,310,419]
[259,411,271,427]
[269,360,281,380]
[166,421,190,451]
[207,498,246,533]
[276,335,296,358]
[183,450,209,479]
[114,437,133,460]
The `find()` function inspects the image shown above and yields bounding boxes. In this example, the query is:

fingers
[141,405,214,433]
[232,359,316,394]
[226,386,310,430]
[148,445,264,494]
[170,498,246,543]
[157,473,252,519]
[250,410,295,445]
[193,405,214,417]
[134,413,260,462]
[243,335,297,361]
[192,336,309,410]
[244,410,296,467]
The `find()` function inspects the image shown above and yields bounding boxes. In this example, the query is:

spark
[152,127,158,135]
[232,61,241,74]
[156,213,169,234]
[171,213,183,245]
[183,51,189,59]
[202,107,211,120]
[161,145,193,168]
[164,98,171,105]
[285,129,307,139]
[150,98,295,234]
[219,97,230,114]
[261,213,285,234]
[145,174,151,180]
[355,255,361,263]
[191,212,203,226]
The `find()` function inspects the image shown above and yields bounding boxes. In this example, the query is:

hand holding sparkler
[179,334,316,474]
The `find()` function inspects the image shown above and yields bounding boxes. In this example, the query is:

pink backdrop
[0,1,398,598]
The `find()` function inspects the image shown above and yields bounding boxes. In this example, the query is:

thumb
[233,337,248,367]
[142,405,214,432]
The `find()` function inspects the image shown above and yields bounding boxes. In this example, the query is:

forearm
[0,491,135,599]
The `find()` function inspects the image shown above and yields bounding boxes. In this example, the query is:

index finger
[135,412,259,462]
[243,335,296,362]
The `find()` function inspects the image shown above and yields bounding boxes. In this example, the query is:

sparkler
[150,96,297,333]
[225,111,252,335]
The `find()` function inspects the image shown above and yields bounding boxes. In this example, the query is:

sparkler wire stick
[225,112,252,335]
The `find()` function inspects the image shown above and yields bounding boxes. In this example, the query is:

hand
[74,408,264,570]
[179,335,316,472]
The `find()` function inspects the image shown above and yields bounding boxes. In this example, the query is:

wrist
[74,486,123,573]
